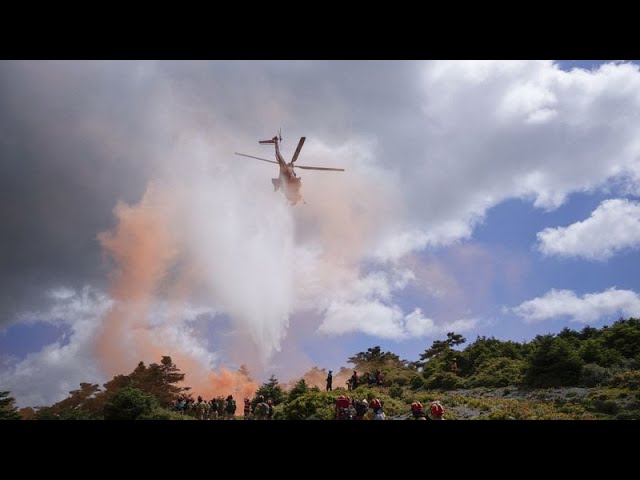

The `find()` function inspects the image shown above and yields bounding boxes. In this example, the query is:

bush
[282,391,336,420]
[410,375,427,391]
[467,357,526,388]
[138,408,189,420]
[424,372,463,390]
[103,387,158,420]
[58,409,98,420]
[610,370,640,390]
[580,363,612,387]
[389,385,404,399]
[590,399,619,415]
[616,411,640,420]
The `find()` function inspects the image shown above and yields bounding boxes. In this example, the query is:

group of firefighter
[328,369,445,420]
[173,394,273,420]
[173,365,449,420]
[334,395,444,420]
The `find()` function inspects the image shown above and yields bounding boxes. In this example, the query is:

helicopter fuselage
[272,137,303,205]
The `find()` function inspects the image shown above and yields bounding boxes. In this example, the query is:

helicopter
[234,131,345,205]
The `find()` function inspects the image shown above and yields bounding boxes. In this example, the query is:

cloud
[363,61,640,261]
[318,302,477,340]
[509,287,640,323]
[4,60,640,323]
[315,268,477,339]
[0,287,110,407]
[537,198,640,260]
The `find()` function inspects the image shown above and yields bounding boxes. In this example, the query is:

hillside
[3,317,639,420]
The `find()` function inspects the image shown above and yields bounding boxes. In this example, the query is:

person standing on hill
[225,395,237,420]
[254,395,270,420]
[326,370,333,391]
[243,397,252,420]
[350,371,359,390]
[450,358,458,375]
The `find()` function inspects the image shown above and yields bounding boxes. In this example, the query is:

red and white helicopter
[235,131,345,205]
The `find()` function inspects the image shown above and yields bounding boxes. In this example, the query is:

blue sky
[1,60,640,406]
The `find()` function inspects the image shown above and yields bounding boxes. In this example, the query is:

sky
[1,60,640,407]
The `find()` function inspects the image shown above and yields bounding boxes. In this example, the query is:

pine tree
[0,391,20,420]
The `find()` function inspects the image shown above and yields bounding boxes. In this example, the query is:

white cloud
[537,198,640,260]
[509,287,640,323]
[318,302,477,340]
[407,60,640,231]
[0,287,110,407]
[313,266,477,340]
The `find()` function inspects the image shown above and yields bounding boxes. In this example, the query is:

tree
[525,335,584,387]
[101,356,187,408]
[288,379,309,402]
[50,383,103,419]
[419,332,466,364]
[348,346,406,371]
[0,391,20,420]
[460,336,525,377]
[103,386,159,420]
[601,318,640,361]
[255,375,285,405]
[347,346,410,388]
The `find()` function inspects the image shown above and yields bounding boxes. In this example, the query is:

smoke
[204,368,258,401]
[95,183,179,376]
[300,366,353,392]
[90,126,394,393]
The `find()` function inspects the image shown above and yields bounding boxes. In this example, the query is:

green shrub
[410,375,427,391]
[282,391,336,420]
[467,357,525,388]
[58,409,98,420]
[580,363,612,387]
[610,370,640,390]
[424,372,463,390]
[389,385,404,399]
[591,399,619,415]
[616,411,640,420]
[103,387,158,420]
[138,408,190,420]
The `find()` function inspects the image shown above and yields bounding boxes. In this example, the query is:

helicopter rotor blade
[290,137,306,164]
[295,165,345,171]
[234,153,279,165]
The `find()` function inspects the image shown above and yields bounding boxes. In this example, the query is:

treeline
[410,317,640,391]
[4,356,190,420]
[2,318,639,420]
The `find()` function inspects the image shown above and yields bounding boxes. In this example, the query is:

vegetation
[7,317,640,420]
[253,374,286,409]
[1,391,20,420]
[103,387,159,420]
